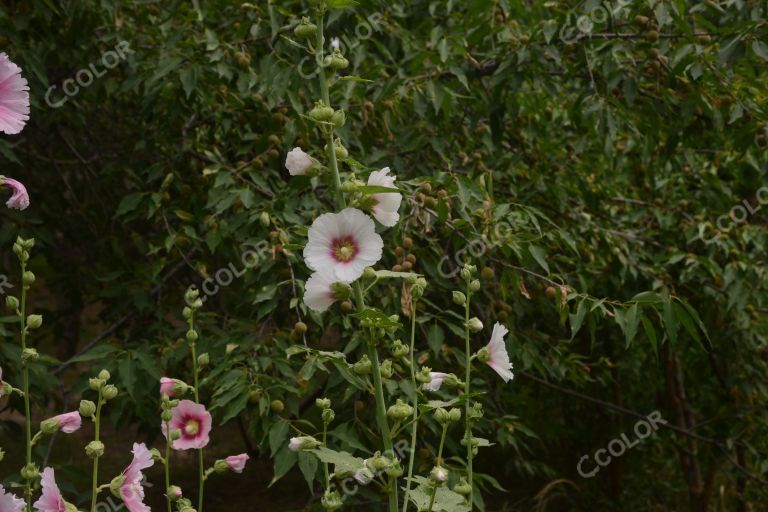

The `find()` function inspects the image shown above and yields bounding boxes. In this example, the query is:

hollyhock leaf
[350,309,400,329]
[309,447,365,476]
[269,421,290,456]
[297,451,319,491]
[269,445,297,487]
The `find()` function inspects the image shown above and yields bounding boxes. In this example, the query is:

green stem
[401,301,419,512]
[189,316,204,512]
[20,260,32,512]
[90,396,104,512]
[322,422,330,487]
[464,282,473,507]
[427,425,449,512]
[165,418,172,512]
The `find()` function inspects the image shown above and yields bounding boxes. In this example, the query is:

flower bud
[315,398,331,410]
[386,460,404,477]
[332,141,349,159]
[162,409,173,422]
[390,339,408,358]
[448,408,462,422]
[330,281,352,301]
[430,466,448,485]
[89,378,104,391]
[5,296,19,310]
[85,440,105,459]
[79,400,97,418]
[22,271,35,286]
[460,264,477,282]
[26,314,43,329]
[362,267,376,279]
[476,347,490,363]
[321,489,343,511]
[197,353,210,367]
[109,475,126,498]
[387,399,413,422]
[40,418,61,435]
[353,355,372,375]
[182,306,193,319]
[167,486,183,501]
[308,101,334,122]
[270,399,285,412]
[330,109,346,128]
[259,211,271,227]
[294,17,317,38]
[415,366,433,384]
[150,448,163,461]
[453,477,472,495]
[20,462,39,480]
[12,242,23,257]
[214,459,229,474]
[379,359,393,379]
[434,407,451,424]
[468,401,484,421]
[288,436,320,452]
[186,329,198,342]
[467,317,483,333]
[452,291,466,305]
[21,347,39,364]
[102,384,119,401]
[321,408,335,424]
[469,279,481,293]
[170,429,182,441]
[0,448,4,461]
[368,451,391,471]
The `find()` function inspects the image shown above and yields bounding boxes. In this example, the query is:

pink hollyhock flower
[421,372,449,392]
[367,167,402,227]
[162,399,212,450]
[303,208,383,282]
[1,177,29,210]
[225,453,250,473]
[43,411,82,434]
[0,53,30,135]
[285,147,313,176]
[485,322,514,382]
[303,270,350,312]
[33,468,67,512]
[159,377,176,397]
[0,484,24,512]
[120,443,154,512]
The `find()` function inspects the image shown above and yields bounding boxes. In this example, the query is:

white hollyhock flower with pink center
[484,322,514,382]
[120,443,154,512]
[421,372,449,392]
[0,484,24,512]
[33,468,68,512]
[303,270,350,312]
[285,147,313,176]
[303,208,383,282]
[1,177,29,210]
[366,167,402,227]
[224,453,250,473]
[162,399,212,450]
[0,53,30,135]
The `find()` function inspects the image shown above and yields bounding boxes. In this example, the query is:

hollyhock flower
[33,468,68,512]
[421,372,449,392]
[0,53,30,135]
[303,270,351,312]
[285,147,313,176]
[1,177,29,210]
[41,411,82,434]
[367,167,402,227]
[0,484,24,512]
[484,322,514,383]
[303,208,383,282]
[162,399,212,450]
[224,453,250,473]
[159,377,176,397]
[288,436,320,452]
[120,443,154,512]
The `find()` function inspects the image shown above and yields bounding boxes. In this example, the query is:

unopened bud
[89,378,104,391]
[167,486,183,501]
[294,17,318,38]
[453,477,472,495]
[21,347,39,364]
[22,271,35,286]
[390,339,408,358]
[430,466,448,484]
[21,463,39,480]
[26,314,42,329]
[460,264,476,281]
[321,408,335,424]
[214,459,229,474]
[79,400,97,418]
[467,317,483,333]
[469,279,481,293]
[353,355,372,375]
[415,367,432,383]
[98,369,111,381]
[380,359,393,379]
[476,347,490,363]
[197,353,210,367]
[315,398,331,410]
[452,291,466,305]
[186,329,198,342]
[102,384,118,401]
[85,440,105,459]
[5,296,19,310]
[387,399,413,422]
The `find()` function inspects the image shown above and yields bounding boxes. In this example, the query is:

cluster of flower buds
[434,407,462,425]
[12,236,34,266]
[390,339,408,358]
[308,100,346,129]
[387,399,414,422]
[321,489,343,511]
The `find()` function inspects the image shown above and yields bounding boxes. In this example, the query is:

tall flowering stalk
[183,288,206,512]
[82,370,118,512]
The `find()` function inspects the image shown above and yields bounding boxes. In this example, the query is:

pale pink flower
[303,270,349,312]
[421,372,449,392]
[367,167,402,227]
[162,399,212,450]
[0,53,30,135]
[159,377,176,397]
[285,147,313,176]
[225,453,250,473]
[0,484,24,512]
[2,177,29,210]
[120,443,154,512]
[303,208,383,282]
[32,468,66,512]
[288,437,303,452]
[485,322,514,382]
[48,411,82,434]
